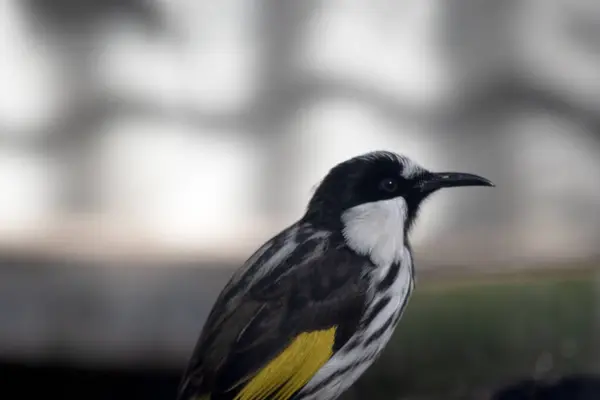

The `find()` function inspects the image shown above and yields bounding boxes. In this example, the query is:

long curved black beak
[418,171,494,192]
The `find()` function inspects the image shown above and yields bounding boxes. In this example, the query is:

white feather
[341,196,408,268]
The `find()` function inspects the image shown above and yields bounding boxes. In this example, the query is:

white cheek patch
[341,197,408,267]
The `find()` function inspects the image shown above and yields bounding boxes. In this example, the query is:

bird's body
[177,151,493,400]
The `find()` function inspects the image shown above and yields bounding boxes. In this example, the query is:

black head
[303,150,494,232]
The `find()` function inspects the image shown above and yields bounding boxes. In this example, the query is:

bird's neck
[341,197,409,268]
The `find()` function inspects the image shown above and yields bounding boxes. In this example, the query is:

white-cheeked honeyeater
[177,150,494,400]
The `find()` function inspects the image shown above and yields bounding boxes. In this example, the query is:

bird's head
[304,151,494,258]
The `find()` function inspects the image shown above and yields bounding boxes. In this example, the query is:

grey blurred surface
[0,257,232,368]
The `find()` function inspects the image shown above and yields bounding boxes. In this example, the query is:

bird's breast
[297,252,414,400]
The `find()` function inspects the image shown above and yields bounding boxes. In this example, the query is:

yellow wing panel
[234,327,337,400]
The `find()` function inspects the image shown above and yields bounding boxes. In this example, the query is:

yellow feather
[234,327,337,400]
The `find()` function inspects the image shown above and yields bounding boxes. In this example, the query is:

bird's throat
[341,197,408,268]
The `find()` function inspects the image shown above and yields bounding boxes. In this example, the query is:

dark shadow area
[492,375,600,400]
[3,361,600,400]
[0,360,181,400]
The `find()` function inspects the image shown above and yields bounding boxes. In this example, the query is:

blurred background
[1,0,600,399]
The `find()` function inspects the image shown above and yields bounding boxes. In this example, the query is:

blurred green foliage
[341,268,600,400]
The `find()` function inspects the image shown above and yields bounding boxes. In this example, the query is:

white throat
[341,197,408,267]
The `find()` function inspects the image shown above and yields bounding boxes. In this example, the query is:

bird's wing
[177,234,370,400]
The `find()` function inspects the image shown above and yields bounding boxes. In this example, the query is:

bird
[176,150,494,400]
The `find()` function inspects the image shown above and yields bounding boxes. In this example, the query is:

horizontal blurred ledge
[0,219,599,370]
[0,256,598,371]
[0,217,598,270]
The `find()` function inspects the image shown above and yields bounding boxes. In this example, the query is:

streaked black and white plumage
[177,150,494,400]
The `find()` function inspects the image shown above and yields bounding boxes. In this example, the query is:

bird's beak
[418,171,494,192]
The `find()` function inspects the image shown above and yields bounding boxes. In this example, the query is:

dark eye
[379,178,398,193]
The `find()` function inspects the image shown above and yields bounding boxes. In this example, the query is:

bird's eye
[379,178,398,193]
